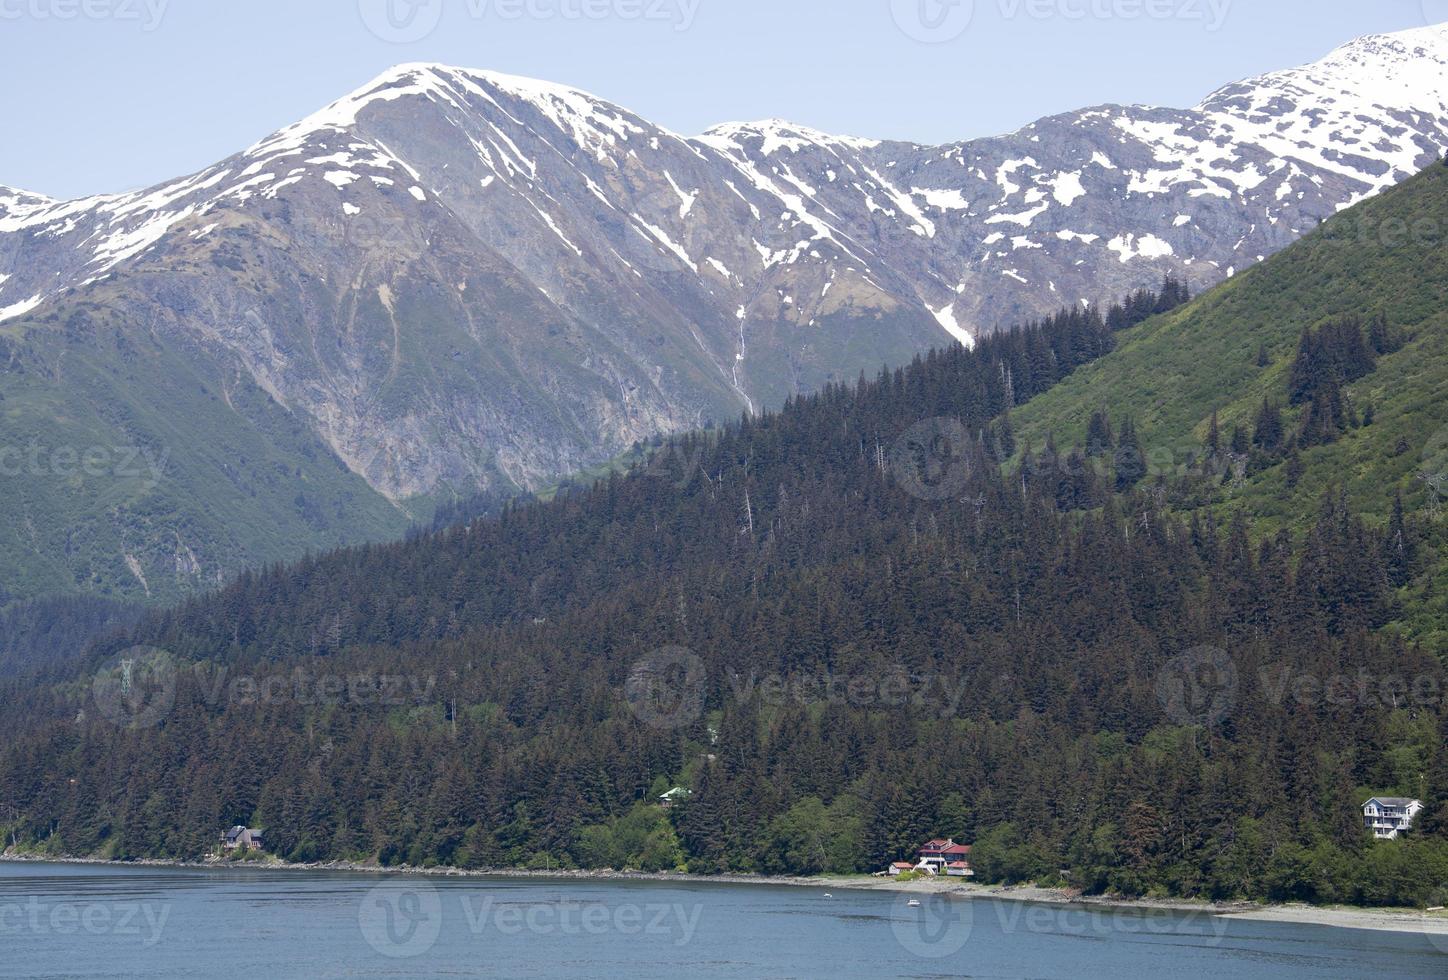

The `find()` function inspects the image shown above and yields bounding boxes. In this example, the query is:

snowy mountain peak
[1327,21,1448,61]
[243,62,660,179]
[5,24,1448,333]
[700,119,884,156]
[0,186,55,221]
[2,23,1448,510]
[1184,23,1448,199]
[450,66,618,109]
[1200,21,1448,110]
[0,185,51,204]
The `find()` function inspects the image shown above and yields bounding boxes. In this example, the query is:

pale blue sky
[1,0,1440,199]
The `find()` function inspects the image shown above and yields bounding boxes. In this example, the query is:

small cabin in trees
[220,826,266,853]
[658,787,692,809]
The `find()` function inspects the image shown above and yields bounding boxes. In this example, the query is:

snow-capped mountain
[0,24,1445,598]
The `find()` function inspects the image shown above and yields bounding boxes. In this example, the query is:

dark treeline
[415,486,521,539]
[1107,277,1191,331]
[2,279,1445,907]
[0,595,144,680]
[1288,314,1401,408]
[1287,315,1403,450]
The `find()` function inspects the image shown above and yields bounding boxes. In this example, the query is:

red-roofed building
[917,838,973,875]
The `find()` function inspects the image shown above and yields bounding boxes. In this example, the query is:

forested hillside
[1011,160,1448,645]
[0,169,1445,907]
[0,595,141,680]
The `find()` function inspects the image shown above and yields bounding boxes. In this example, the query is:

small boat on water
[906,899,921,908]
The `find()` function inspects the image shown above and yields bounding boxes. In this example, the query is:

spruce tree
[1230,425,1250,456]
[1252,399,1284,453]
[1115,418,1147,492]
[1086,410,1115,458]
[1384,492,1415,587]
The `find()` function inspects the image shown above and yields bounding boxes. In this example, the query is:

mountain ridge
[6,24,1447,337]
[0,23,1445,605]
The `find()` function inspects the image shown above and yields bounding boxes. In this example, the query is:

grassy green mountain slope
[0,304,411,607]
[1010,161,1448,641]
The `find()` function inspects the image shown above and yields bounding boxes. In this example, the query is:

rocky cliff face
[0,25,1445,600]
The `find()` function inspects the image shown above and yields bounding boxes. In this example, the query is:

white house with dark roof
[1362,798,1422,839]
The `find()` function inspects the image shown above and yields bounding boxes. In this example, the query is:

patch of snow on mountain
[931,301,975,349]
[533,204,584,256]
[1048,171,1086,206]
[1108,233,1175,262]
[986,198,1050,227]
[636,218,697,272]
[862,167,934,237]
[996,158,1037,195]
[664,172,699,218]
[915,187,970,210]
[0,294,43,322]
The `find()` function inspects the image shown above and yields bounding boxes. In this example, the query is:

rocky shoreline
[3,851,1446,937]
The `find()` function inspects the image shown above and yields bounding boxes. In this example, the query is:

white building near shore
[1362,798,1422,839]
